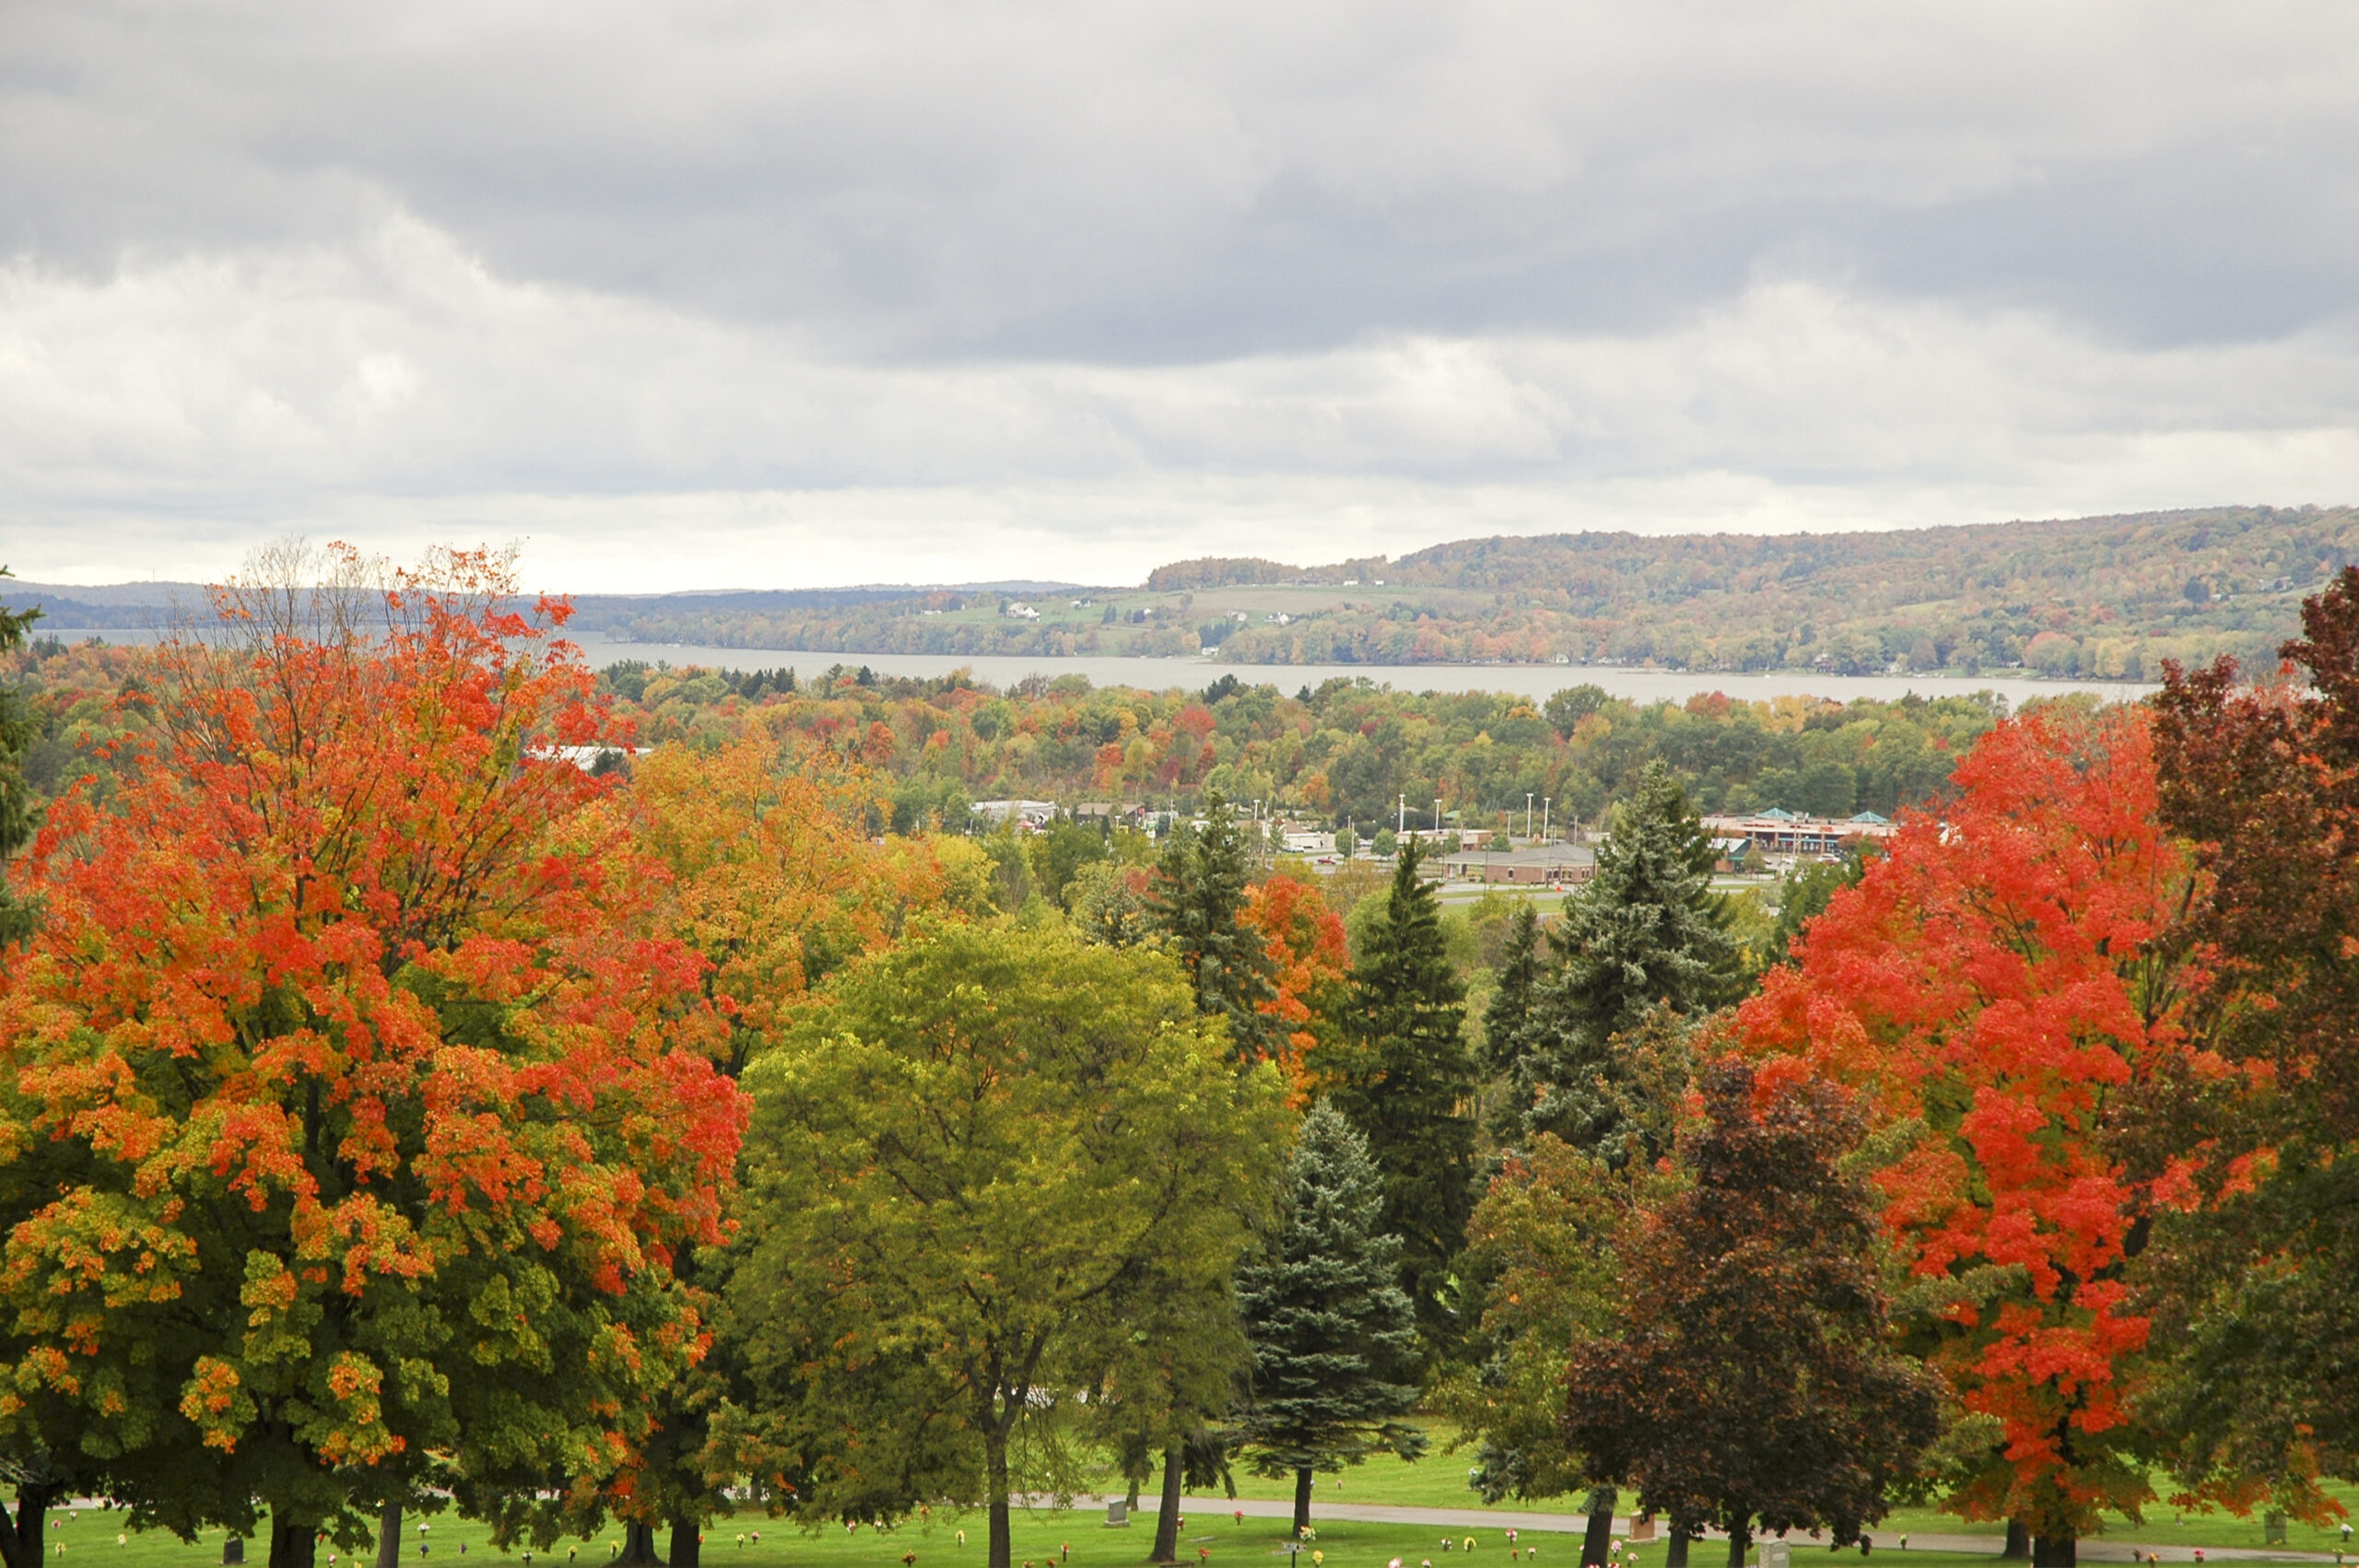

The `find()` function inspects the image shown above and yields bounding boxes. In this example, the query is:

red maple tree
[1737,708,2247,1562]
[0,547,745,1566]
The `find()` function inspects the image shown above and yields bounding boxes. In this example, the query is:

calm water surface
[64,629,2154,707]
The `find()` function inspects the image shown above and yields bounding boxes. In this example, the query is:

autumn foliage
[1239,873,1350,1104]
[0,549,745,1561]
[1738,708,2238,1543]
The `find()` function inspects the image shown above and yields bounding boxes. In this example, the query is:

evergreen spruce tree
[1147,788,1279,1061]
[1508,761,1737,1160]
[1237,1102,1425,1535]
[1481,901,1543,1137]
[0,570,42,944]
[1328,838,1478,1350]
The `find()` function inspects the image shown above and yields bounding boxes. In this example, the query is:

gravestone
[2265,1515,2287,1546]
[1105,1502,1128,1528]
[1760,1542,1792,1568]
[222,1541,245,1566]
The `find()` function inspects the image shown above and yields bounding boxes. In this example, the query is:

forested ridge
[569,504,2359,676]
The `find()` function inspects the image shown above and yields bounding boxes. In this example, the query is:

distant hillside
[0,579,208,628]
[7,507,2350,676]
[1206,505,2356,678]
[544,505,2356,677]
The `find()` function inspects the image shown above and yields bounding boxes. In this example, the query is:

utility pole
[1526,792,1534,840]
[1399,793,1406,838]
[1543,796,1552,844]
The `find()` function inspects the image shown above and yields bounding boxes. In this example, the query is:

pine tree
[1329,838,1478,1348]
[1510,761,1737,1159]
[1147,788,1279,1061]
[0,569,40,944]
[1481,902,1543,1136]
[1237,1102,1426,1535]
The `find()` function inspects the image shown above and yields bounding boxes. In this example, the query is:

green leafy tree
[1034,820,1110,908]
[730,924,1285,1568]
[1545,685,1611,739]
[1334,825,1357,860]
[1561,1063,1941,1567]
[1437,1134,1629,1562]
[1080,1300,1246,1565]
[1371,827,1397,859]
[1328,840,1478,1349]
[1146,790,1279,1061]
[1236,1103,1425,1535]
[1510,761,1738,1159]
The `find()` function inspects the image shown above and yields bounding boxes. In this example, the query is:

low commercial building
[1440,843,1598,886]
[1699,807,1896,860]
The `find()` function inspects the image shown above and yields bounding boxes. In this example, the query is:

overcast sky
[6,1,2358,591]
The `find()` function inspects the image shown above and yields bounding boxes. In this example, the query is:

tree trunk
[1725,1518,1752,1568]
[0,1487,55,1568]
[988,1430,1014,1568]
[1126,1476,1143,1512]
[617,1526,660,1567]
[1291,1469,1313,1538]
[2031,1537,2074,1568]
[2000,1525,2029,1562]
[1150,1447,1183,1563]
[667,1520,700,1568]
[376,1503,403,1568]
[1583,1488,1617,1568]
[269,1521,319,1568]
[1664,1518,1691,1568]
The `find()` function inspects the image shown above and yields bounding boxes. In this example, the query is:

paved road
[1134,1499,2343,1564]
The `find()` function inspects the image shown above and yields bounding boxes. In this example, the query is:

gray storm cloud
[4,0,2357,589]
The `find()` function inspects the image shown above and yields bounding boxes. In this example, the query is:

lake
[58,628,2154,707]
[569,639,2154,707]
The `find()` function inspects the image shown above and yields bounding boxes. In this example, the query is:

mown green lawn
[1200,1432,2355,1556]
[37,1512,2014,1568]
[35,1447,2352,1568]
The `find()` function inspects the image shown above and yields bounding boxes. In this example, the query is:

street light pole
[1543,797,1551,844]
[1526,792,1534,839]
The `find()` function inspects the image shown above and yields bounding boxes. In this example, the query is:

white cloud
[4,212,2356,590]
[5,0,2358,587]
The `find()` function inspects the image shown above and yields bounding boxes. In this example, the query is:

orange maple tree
[620,737,959,1072]
[1239,872,1350,1104]
[0,548,745,1568]
[1737,708,2244,1562]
